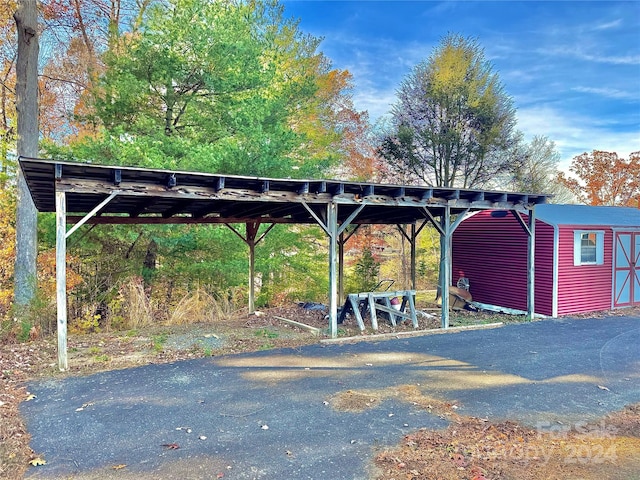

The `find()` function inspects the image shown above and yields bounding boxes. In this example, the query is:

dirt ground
[2,304,639,479]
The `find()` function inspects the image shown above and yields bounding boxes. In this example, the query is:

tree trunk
[142,238,157,292]
[13,0,39,306]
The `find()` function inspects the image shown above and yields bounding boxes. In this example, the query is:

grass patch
[254,328,279,339]
[152,332,169,352]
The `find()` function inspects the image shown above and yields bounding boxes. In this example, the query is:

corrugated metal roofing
[535,204,640,227]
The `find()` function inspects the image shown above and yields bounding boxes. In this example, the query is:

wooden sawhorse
[338,290,418,331]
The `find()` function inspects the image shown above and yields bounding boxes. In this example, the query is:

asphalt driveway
[21,316,640,479]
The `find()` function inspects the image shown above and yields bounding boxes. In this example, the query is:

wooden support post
[527,207,536,321]
[248,241,256,313]
[338,231,345,305]
[410,223,417,290]
[511,208,536,321]
[327,202,339,338]
[440,206,451,329]
[246,222,258,314]
[55,190,68,371]
[225,222,275,314]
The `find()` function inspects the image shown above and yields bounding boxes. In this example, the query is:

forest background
[1,0,638,340]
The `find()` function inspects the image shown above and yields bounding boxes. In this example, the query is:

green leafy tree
[37,0,367,322]
[50,0,319,178]
[352,247,381,293]
[378,34,516,188]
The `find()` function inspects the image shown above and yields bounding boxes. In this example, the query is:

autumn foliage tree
[378,34,516,188]
[558,150,640,207]
[1,1,17,181]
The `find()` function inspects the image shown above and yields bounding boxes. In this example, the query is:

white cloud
[572,86,638,100]
[536,45,640,66]
[578,52,640,65]
[353,89,395,122]
[516,105,640,171]
[593,19,623,31]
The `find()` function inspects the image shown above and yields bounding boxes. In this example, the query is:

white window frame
[573,230,604,266]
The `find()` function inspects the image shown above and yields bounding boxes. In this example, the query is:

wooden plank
[373,303,413,321]
[367,293,379,330]
[66,215,306,225]
[348,295,366,331]
[350,290,416,299]
[406,293,418,328]
[273,316,321,335]
[57,178,333,205]
[65,191,119,238]
[55,178,502,210]
[321,323,504,344]
[382,296,397,326]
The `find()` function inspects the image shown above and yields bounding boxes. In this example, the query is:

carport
[18,157,549,370]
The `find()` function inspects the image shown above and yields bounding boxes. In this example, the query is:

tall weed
[167,287,240,325]
[110,277,155,329]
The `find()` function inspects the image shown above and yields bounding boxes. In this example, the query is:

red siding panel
[534,222,555,316]
[556,226,612,315]
[452,211,555,316]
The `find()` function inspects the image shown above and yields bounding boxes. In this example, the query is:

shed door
[614,232,640,307]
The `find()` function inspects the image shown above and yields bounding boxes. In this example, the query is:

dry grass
[167,288,220,325]
[118,280,155,329]
[113,284,242,329]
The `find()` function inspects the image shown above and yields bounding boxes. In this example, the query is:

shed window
[573,231,604,266]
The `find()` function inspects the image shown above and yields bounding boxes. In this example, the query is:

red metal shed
[452,205,640,317]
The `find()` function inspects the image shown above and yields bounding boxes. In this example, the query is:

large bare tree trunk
[13,0,39,306]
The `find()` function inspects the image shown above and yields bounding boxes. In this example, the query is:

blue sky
[283,1,640,170]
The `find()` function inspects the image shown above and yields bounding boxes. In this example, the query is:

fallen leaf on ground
[161,443,180,449]
[452,453,467,467]
[112,464,127,470]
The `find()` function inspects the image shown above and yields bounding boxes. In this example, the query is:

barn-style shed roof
[534,204,640,227]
